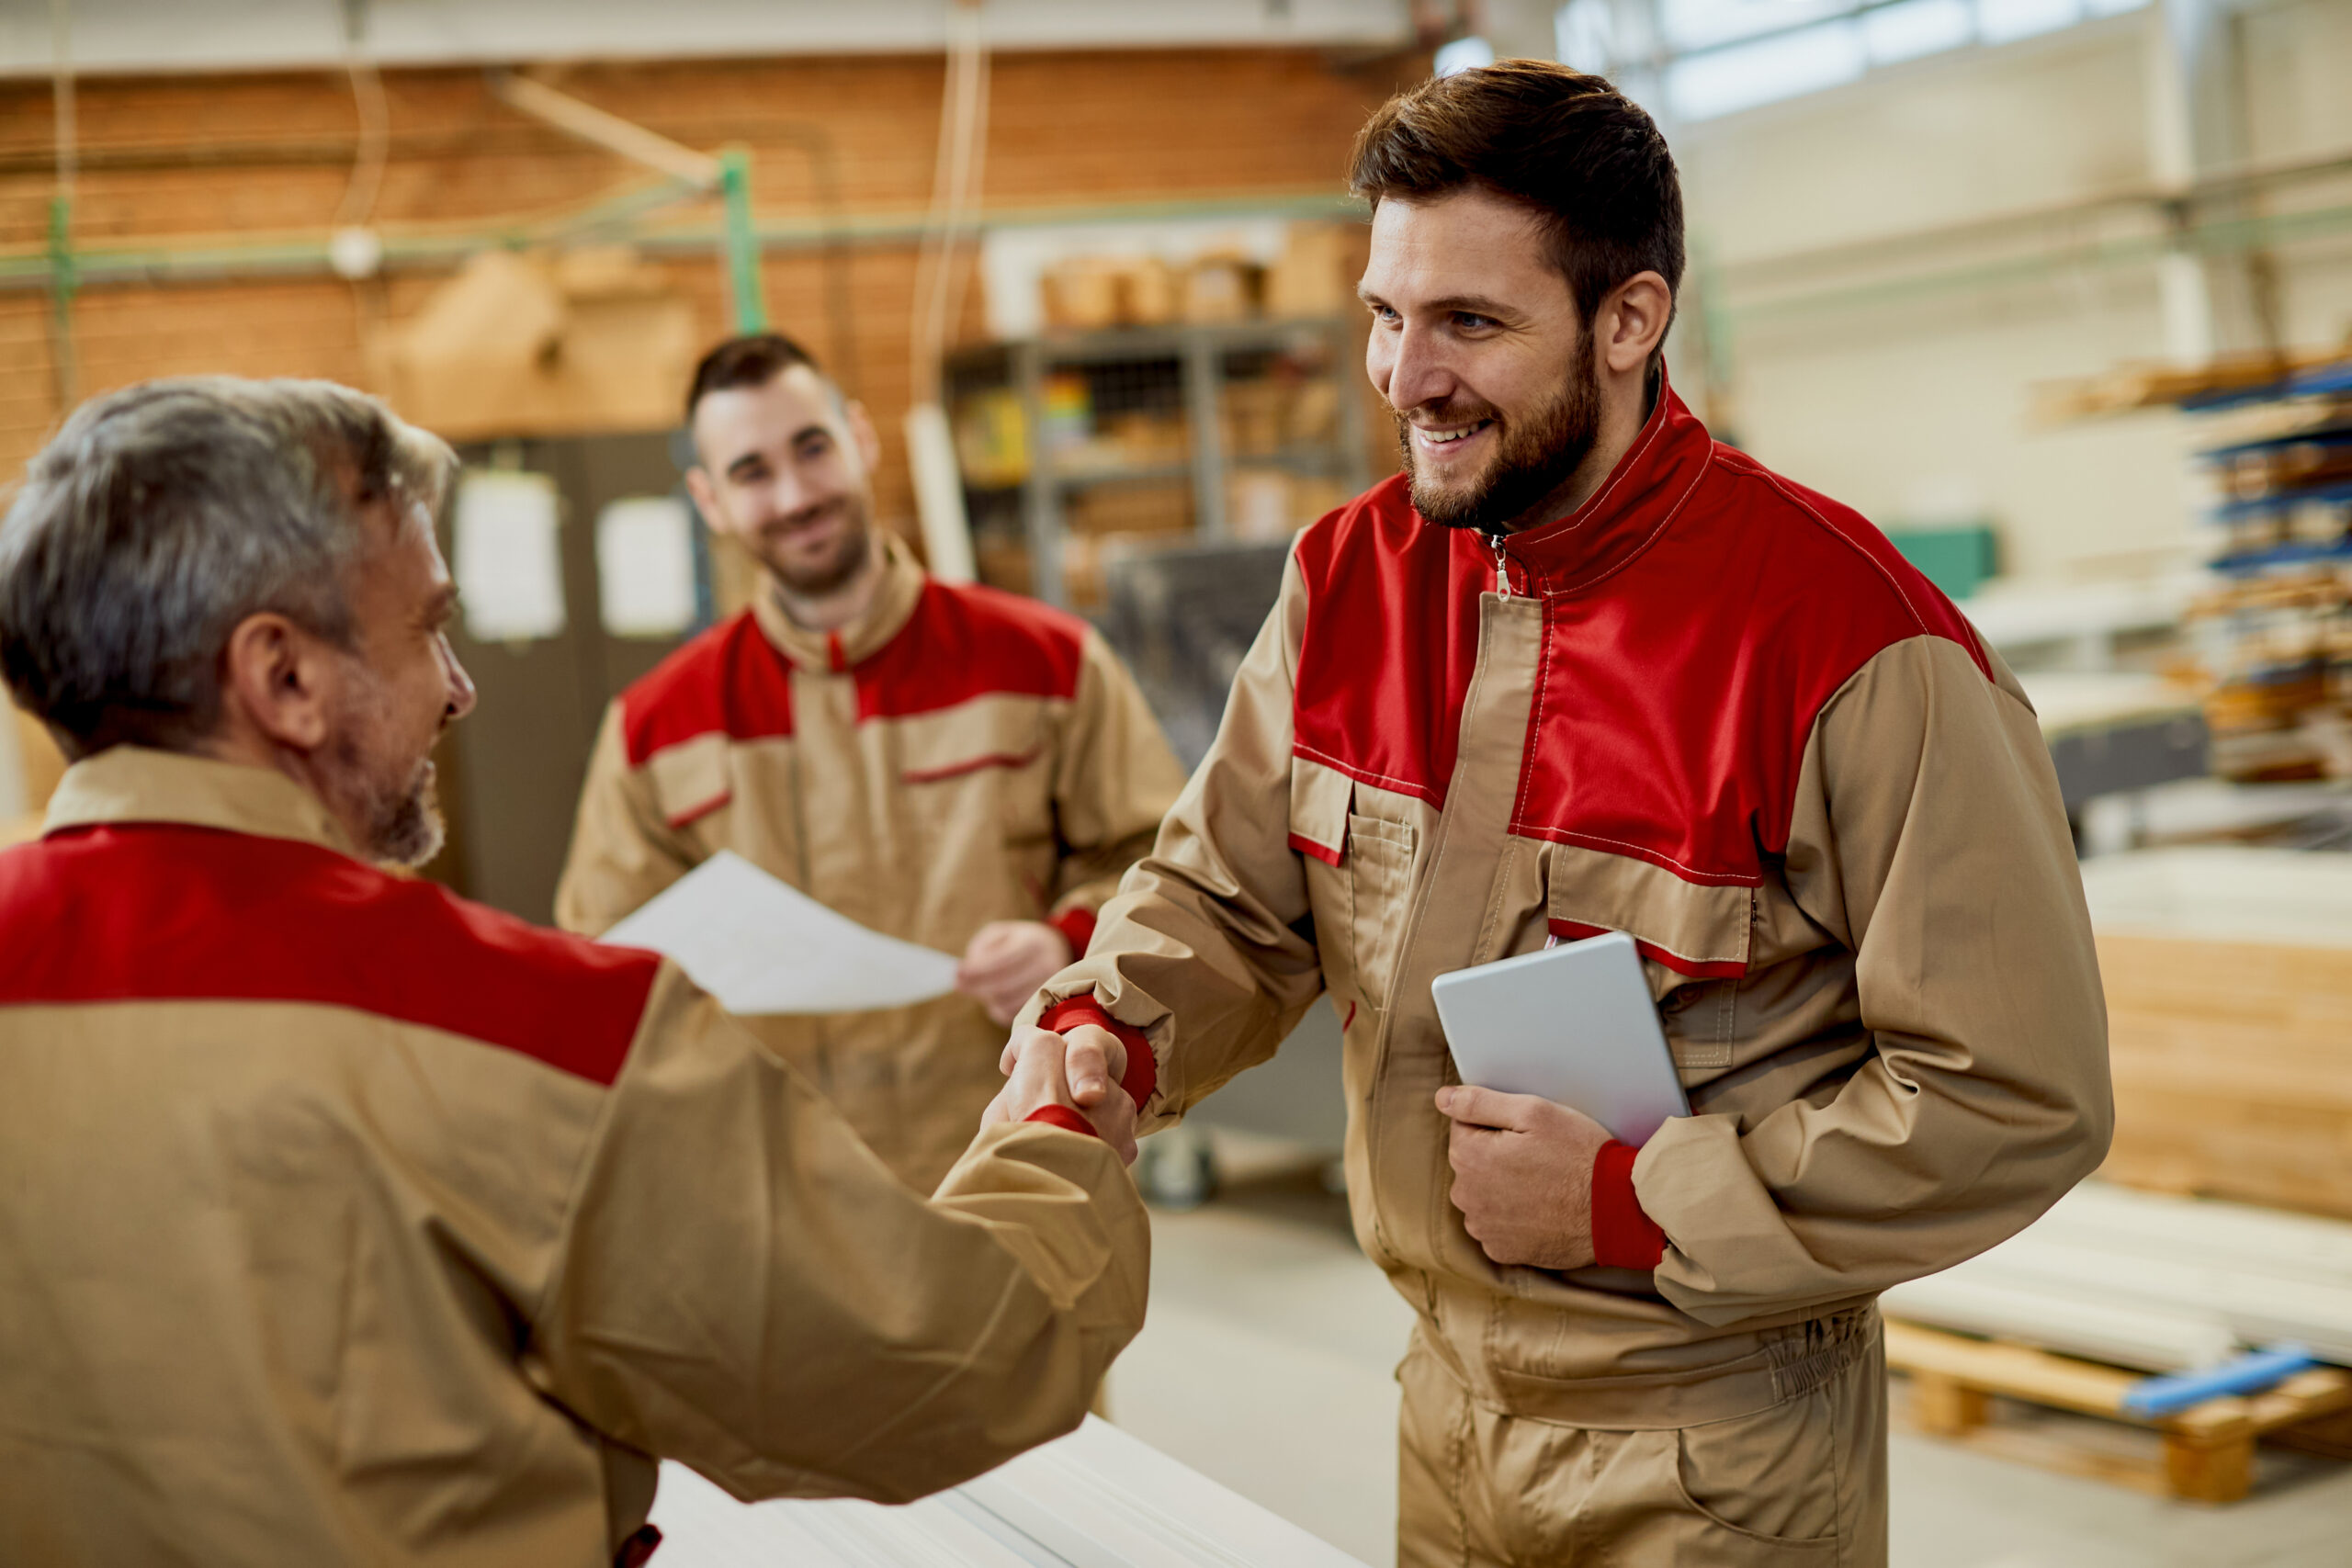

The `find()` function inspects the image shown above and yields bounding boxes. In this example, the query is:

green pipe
[47,191,75,407]
[718,148,766,333]
[0,189,1366,294]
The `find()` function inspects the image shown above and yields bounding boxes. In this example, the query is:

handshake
[981,1021,1144,1165]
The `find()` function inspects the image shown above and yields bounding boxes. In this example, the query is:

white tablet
[1430,931,1690,1147]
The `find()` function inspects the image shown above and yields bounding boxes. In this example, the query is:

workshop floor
[1103,1135,2352,1568]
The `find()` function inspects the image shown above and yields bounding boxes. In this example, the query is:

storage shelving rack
[943,317,1372,613]
[2178,357,2352,781]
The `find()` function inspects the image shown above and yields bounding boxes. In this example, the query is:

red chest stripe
[0,825,660,1086]
[852,581,1086,723]
[619,583,1087,766]
[1291,453,1988,891]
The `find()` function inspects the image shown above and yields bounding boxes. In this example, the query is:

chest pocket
[1291,760,1419,1013]
[1544,857,1753,1073]
[897,703,1057,849]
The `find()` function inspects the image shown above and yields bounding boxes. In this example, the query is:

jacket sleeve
[1040,629,1191,945]
[1021,550,1327,1124]
[527,964,1150,1504]
[553,703,700,937]
[1632,635,2113,1326]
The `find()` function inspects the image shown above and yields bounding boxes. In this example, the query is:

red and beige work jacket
[556,536,1186,1190]
[1039,386,2113,1427]
[0,747,1148,1567]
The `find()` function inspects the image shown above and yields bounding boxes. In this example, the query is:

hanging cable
[902,0,990,582]
[909,0,989,406]
[48,0,77,412]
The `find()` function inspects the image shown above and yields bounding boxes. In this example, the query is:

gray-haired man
[0,376,1148,1566]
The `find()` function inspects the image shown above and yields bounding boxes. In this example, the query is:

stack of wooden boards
[2081,846,2352,1220]
[1879,846,2352,1500]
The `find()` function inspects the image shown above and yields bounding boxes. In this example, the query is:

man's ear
[844,399,884,476]
[218,612,340,753]
[683,465,724,535]
[1598,270,1674,378]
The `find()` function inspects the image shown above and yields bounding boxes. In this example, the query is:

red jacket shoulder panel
[1291,477,1487,808]
[1511,452,1992,881]
[0,825,660,1086]
[617,611,796,765]
[853,579,1089,722]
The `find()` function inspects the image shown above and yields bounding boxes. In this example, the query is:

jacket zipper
[1487,532,1512,598]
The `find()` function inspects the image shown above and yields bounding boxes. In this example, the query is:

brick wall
[0,47,1420,528]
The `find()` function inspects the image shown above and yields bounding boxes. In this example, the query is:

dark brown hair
[684,332,826,422]
[1350,60,1684,339]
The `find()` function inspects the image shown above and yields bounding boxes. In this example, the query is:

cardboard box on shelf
[1264,222,1363,321]
[1220,379,1288,458]
[1226,469,1357,541]
[973,537,1033,597]
[1182,254,1263,324]
[1100,412,1190,468]
[1040,256,1181,333]
[1067,480,1193,538]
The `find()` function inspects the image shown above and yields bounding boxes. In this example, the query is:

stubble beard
[1400,333,1602,535]
[758,495,875,598]
[324,670,447,869]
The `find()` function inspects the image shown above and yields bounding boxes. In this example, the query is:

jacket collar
[750,531,928,673]
[1462,372,1716,597]
[44,745,356,856]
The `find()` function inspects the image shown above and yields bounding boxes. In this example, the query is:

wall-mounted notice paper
[453,469,566,643]
[595,495,698,637]
[600,851,959,1014]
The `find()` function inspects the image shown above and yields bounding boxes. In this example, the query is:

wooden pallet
[1886,1320,2352,1503]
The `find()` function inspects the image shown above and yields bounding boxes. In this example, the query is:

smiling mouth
[1416,418,1495,447]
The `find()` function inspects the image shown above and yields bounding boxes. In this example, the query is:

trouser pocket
[1395,1333,1887,1566]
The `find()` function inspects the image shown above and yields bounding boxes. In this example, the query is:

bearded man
[0,376,1150,1566]
[998,62,2111,1564]
[556,334,1186,1192]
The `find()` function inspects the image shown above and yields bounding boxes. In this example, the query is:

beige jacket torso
[1040,390,2112,1427]
[556,536,1186,1190]
[0,749,1148,1567]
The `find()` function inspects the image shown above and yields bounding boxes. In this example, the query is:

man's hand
[1437,1086,1612,1271]
[984,1026,1139,1165]
[956,920,1075,1025]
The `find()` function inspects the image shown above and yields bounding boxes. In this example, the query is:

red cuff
[1023,1104,1097,1139]
[1038,995,1157,1108]
[1049,906,1098,959]
[1590,1140,1667,1270]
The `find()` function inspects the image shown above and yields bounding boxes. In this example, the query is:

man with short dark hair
[0,376,1150,1566]
[1003,62,2110,1562]
[557,334,1185,1192]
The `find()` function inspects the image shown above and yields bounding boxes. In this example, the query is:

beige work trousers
[1397,1325,1887,1566]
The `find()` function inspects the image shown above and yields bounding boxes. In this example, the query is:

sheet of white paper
[600,852,959,1014]
[595,495,698,637]
[453,469,566,642]
[648,1418,1371,1568]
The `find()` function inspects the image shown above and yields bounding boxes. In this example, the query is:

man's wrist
[1589,1140,1667,1269]
[1023,1104,1097,1139]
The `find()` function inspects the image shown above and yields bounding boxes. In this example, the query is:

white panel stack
[1883,1181,2352,1371]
